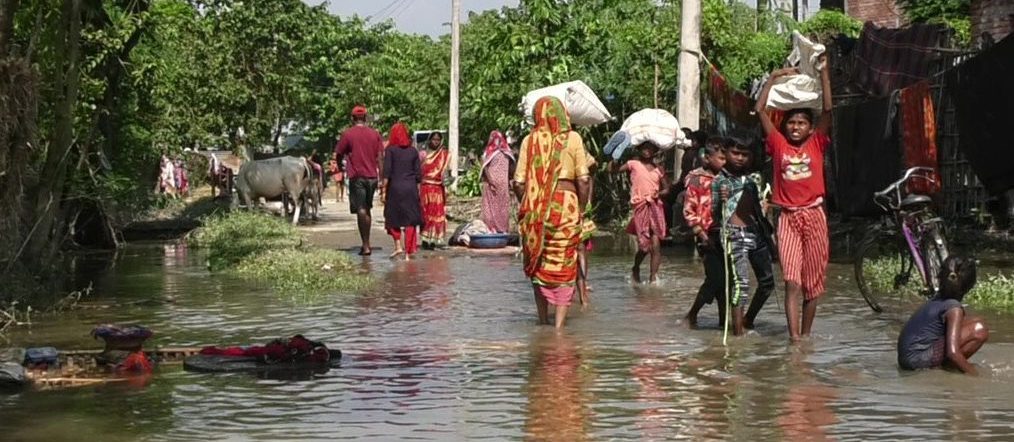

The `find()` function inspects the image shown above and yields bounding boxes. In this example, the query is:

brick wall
[971,0,1014,43]
[846,0,905,28]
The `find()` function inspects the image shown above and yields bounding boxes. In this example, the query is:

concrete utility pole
[676,0,701,178]
[448,0,461,190]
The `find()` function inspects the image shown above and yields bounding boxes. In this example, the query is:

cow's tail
[301,158,317,208]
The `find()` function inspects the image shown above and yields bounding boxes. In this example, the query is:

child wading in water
[756,54,833,341]
[898,256,989,375]
[683,137,726,327]
[610,142,671,284]
[712,136,776,336]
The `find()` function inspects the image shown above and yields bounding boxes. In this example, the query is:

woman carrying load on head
[513,96,591,329]
[420,132,450,249]
[480,130,515,234]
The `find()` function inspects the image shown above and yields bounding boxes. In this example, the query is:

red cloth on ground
[118,351,154,373]
[335,125,384,179]
[199,335,331,363]
[900,80,940,195]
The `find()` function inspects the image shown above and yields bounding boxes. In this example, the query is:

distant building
[844,0,905,28]
[971,0,1014,43]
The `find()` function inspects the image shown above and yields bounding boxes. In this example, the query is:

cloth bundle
[766,31,826,110]
[603,108,686,160]
[520,80,612,127]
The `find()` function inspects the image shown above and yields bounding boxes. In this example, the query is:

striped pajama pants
[777,206,829,300]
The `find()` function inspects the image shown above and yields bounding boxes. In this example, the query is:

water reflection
[3,245,1014,441]
[777,345,839,440]
[524,331,591,441]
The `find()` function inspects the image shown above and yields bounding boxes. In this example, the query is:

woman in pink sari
[480,131,515,233]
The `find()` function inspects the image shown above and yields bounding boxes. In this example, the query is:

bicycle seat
[900,194,932,208]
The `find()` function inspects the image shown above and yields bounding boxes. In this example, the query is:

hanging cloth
[899,80,941,195]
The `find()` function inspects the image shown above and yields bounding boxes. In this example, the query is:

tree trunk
[0,0,19,57]
[97,1,150,165]
[26,0,83,268]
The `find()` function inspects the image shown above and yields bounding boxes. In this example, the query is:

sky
[303,0,520,37]
[303,1,820,37]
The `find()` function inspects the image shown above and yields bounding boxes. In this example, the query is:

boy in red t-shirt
[755,54,833,342]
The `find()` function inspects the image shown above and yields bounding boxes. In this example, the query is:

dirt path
[296,196,389,251]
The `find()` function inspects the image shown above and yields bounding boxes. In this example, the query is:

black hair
[428,132,443,142]
[703,136,725,156]
[638,141,660,151]
[938,255,977,301]
[780,108,814,133]
[724,130,757,153]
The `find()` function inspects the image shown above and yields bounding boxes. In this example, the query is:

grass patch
[189,211,301,270]
[862,256,1014,311]
[965,273,1014,311]
[235,248,372,299]
[189,211,372,297]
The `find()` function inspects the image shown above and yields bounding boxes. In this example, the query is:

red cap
[351,105,368,117]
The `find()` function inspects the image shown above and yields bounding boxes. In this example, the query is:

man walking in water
[336,105,385,256]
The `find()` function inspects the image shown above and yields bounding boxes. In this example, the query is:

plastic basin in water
[469,233,511,249]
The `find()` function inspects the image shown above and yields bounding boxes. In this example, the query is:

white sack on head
[766,31,826,111]
[619,108,684,150]
[520,80,612,127]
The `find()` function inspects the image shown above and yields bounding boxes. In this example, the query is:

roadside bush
[863,257,1014,311]
[236,248,372,300]
[189,211,373,297]
[189,211,301,270]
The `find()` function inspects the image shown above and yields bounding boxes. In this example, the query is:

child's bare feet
[631,266,642,284]
[389,248,404,259]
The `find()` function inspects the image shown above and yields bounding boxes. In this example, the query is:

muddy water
[2,242,1014,441]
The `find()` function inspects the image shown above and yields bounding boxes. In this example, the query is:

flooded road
[2,242,1014,441]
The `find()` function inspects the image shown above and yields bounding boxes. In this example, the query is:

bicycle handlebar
[873,167,936,211]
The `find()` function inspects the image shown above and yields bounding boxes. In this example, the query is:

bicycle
[853,167,949,312]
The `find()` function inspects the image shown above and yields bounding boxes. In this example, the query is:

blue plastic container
[469,233,511,249]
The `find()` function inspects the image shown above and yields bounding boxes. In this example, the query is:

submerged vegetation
[862,257,1014,311]
[189,211,371,297]
[236,248,372,300]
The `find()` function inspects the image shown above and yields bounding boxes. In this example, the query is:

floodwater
[2,241,1014,441]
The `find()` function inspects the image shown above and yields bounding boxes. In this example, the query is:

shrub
[235,248,372,300]
[189,211,301,270]
[862,256,1014,311]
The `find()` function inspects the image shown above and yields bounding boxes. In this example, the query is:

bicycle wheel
[854,230,913,312]
[920,226,949,297]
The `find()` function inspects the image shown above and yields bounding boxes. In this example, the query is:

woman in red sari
[420,132,450,249]
[514,96,591,329]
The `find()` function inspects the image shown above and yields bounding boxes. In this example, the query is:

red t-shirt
[335,125,384,179]
[766,129,830,208]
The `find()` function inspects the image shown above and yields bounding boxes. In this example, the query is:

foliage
[188,210,371,297]
[189,211,301,270]
[965,273,1014,311]
[897,0,971,47]
[862,256,1014,311]
[235,248,372,300]
[795,10,863,40]
[701,0,789,90]
[455,164,482,197]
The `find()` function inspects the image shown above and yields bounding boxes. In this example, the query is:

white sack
[766,31,826,110]
[619,108,684,150]
[520,80,612,127]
